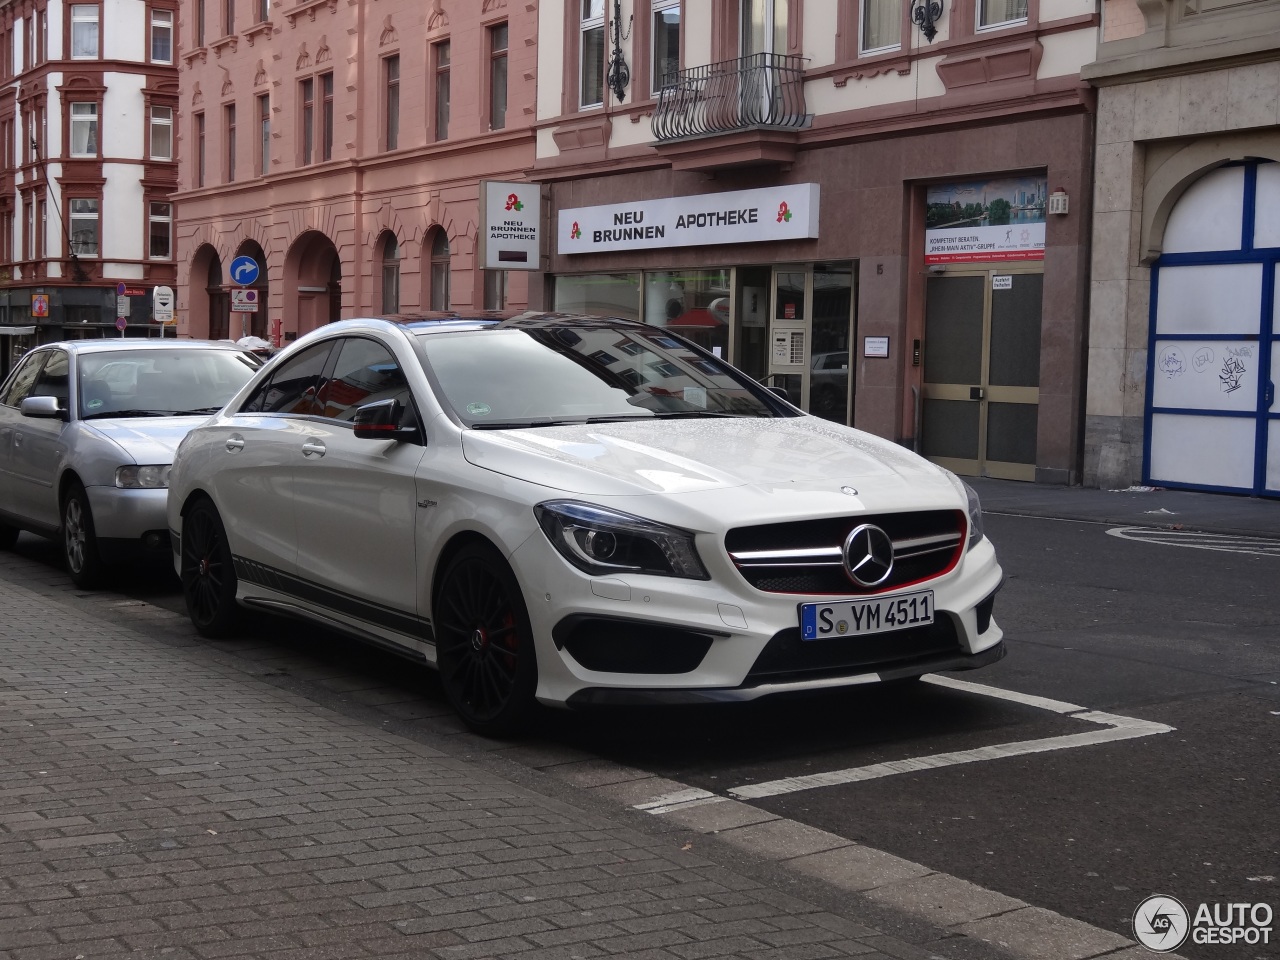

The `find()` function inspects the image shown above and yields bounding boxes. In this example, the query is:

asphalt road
[6,512,1279,958]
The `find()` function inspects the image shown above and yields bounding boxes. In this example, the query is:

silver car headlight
[115,464,171,489]
[534,501,709,579]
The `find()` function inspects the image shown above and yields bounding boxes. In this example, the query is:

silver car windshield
[78,349,261,419]
[417,326,787,428]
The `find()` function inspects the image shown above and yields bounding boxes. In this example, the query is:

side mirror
[20,396,66,420]
[352,398,419,442]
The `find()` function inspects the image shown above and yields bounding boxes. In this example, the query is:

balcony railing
[652,53,811,143]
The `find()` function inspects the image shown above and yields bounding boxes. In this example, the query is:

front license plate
[800,590,934,640]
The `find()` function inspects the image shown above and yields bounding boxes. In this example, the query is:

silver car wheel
[62,481,102,589]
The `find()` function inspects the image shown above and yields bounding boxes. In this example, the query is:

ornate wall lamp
[910,0,945,42]
[606,0,633,102]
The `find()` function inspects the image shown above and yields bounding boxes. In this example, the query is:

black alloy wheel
[62,479,104,589]
[434,542,538,737]
[180,498,241,638]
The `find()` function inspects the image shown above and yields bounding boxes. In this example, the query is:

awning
[0,326,35,335]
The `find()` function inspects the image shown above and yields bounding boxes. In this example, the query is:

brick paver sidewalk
[0,571,1001,960]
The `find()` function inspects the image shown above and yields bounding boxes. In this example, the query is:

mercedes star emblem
[842,523,894,587]
[841,485,858,496]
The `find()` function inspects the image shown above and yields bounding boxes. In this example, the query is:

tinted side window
[30,351,70,405]
[0,352,47,407]
[315,337,415,426]
[240,343,333,415]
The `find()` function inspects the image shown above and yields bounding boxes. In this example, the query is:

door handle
[225,435,245,452]
[1267,380,1275,409]
[301,439,326,458]
[969,386,984,400]
[13,434,22,447]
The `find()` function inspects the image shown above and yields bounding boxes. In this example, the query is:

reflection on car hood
[461,417,955,504]
[84,417,210,463]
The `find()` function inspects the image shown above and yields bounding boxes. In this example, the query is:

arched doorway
[188,243,227,340]
[282,231,342,338]
[1147,160,1280,496]
[233,239,270,340]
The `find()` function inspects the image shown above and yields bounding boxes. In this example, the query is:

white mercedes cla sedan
[167,314,1004,735]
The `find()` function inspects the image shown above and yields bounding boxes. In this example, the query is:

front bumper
[565,640,1006,705]
[510,530,1005,708]
[86,485,170,543]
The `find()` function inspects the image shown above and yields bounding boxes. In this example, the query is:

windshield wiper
[650,411,738,418]
[172,407,225,415]
[470,419,580,430]
[81,409,169,420]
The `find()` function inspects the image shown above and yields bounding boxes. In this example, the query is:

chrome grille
[724,509,965,595]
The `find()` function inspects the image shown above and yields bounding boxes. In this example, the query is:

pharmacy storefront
[548,183,860,427]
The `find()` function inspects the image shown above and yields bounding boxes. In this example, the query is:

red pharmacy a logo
[505,193,523,212]
[570,221,582,240]
[777,201,793,223]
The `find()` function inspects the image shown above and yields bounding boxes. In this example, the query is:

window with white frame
[150,105,173,159]
[69,102,98,157]
[71,5,99,59]
[151,9,173,62]
[651,0,680,95]
[580,0,605,109]
[978,0,1027,28]
[69,198,99,256]
[149,202,172,259]
[861,0,901,53]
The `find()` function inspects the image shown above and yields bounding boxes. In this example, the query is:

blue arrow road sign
[229,256,260,286]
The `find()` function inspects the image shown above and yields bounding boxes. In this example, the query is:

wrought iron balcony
[652,53,812,143]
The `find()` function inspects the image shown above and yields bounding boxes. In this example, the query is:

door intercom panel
[769,319,806,375]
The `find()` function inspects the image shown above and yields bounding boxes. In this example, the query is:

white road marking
[715,676,1173,801]
[1106,526,1280,556]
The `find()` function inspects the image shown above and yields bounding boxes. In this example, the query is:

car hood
[84,416,209,463]
[461,417,957,507]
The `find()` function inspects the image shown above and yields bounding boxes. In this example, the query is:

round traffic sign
[116,282,126,296]
[229,256,261,286]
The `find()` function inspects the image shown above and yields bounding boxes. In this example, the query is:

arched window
[381,232,400,313]
[430,230,451,310]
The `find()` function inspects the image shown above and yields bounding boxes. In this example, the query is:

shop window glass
[554,273,640,320]
[644,269,731,357]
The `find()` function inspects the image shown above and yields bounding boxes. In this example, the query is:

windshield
[77,348,261,419]
[417,324,789,428]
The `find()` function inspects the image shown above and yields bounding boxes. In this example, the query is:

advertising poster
[925,176,1047,264]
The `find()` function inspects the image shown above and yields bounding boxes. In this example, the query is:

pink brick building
[173,0,535,344]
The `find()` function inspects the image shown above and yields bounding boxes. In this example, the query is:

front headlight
[963,481,984,550]
[115,464,171,489]
[534,500,709,579]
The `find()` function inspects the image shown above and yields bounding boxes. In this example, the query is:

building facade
[530,0,1098,484]
[0,0,178,375]
[173,0,536,345]
[1083,0,1280,497]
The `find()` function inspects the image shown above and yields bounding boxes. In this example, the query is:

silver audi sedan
[0,339,261,587]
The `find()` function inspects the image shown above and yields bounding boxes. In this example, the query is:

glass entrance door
[920,268,1041,480]
[733,263,855,424]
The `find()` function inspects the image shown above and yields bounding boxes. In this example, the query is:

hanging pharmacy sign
[481,181,541,271]
[559,184,820,255]
[925,176,1047,264]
